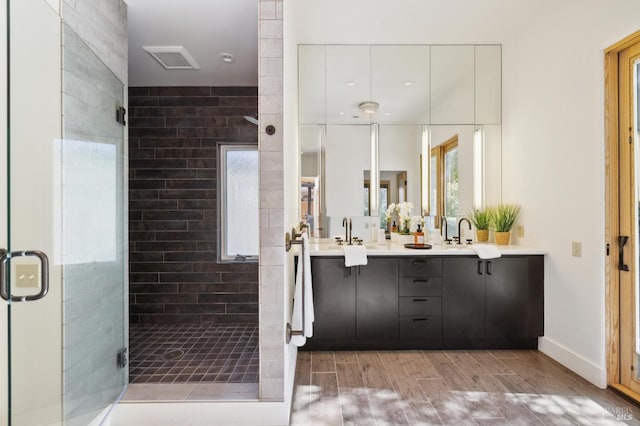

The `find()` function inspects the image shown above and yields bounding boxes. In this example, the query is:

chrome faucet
[455,218,473,244]
[342,217,353,245]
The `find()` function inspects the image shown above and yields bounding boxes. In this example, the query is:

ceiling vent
[142,46,200,70]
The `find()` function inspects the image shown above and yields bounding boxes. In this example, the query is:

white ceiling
[126,0,258,87]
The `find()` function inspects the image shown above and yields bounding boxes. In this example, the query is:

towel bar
[285,227,302,252]
[285,229,305,343]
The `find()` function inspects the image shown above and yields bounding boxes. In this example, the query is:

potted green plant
[469,208,492,242]
[491,204,521,245]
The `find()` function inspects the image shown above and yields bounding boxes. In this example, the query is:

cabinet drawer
[399,277,442,296]
[399,316,441,339]
[399,257,442,277]
[399,296,442,316]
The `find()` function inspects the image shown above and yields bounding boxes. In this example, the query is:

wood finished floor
[290,350,640,425]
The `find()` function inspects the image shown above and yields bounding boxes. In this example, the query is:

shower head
[243,115,259,125]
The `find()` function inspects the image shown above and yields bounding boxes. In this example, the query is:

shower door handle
[0,250,49,302]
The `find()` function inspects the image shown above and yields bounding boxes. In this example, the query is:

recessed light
[219,53,235,63]
[338,112,345,116]
[404,81,413,86]
[347,81,356,87]
[384,112,391,116]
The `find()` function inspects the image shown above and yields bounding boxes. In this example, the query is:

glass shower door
[2,1,127,425]
[2,1,64,424]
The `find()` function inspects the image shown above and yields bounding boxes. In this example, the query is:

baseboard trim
[539,336,607,388]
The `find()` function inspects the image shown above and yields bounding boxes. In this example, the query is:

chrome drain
[162,349,184,360]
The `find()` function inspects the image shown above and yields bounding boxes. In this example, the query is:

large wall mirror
[298,44,501,238]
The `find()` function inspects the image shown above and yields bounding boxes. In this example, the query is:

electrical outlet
[571,241,582,257]
[517,225,525,238]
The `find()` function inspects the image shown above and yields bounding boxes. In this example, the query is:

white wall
[501,0,640,387]
[285,0,640,388]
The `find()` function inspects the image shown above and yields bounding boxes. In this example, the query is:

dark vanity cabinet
[309,257,398,342]
[441,257,486,339]
[485,256,543,339]
[442,256,543,346]
[356,258,399,340]
[398,258,442,339]
[310,257,356,340]
[305,255,544,350]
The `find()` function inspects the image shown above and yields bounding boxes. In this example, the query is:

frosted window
[221,146,259,261]
[62,139,117,264]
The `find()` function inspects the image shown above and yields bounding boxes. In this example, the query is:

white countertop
[304,239,547,256]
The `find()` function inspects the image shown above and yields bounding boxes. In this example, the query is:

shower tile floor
[129,323,259,384]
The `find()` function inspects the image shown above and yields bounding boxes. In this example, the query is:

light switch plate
[15,264,40,288]
[571,241,582,257]
[517,225,525,238]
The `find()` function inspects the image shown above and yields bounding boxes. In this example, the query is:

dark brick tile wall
[128,86,258,325]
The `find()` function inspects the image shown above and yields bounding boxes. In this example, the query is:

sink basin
[323,244,380,250]
[442,244,473,251]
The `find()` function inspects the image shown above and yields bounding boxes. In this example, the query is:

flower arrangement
[385,202,421,235]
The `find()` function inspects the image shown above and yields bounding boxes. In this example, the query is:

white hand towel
[344,245,368,267]
[291,233,314,346]
[473,244,501,260]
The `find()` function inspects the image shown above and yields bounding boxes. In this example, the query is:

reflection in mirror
[364,170,393,229]
[430,46,474,124]
[325,125,371,219]
[430,125,471,238]
[299,125,325,237]
[298,44,502,239]
[379,125,423,216]
[371,45,429,124]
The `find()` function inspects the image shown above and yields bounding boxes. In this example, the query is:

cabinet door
[357,258,399,339]
[485,257,530,338]
[443,257,485,338]
[311,258,356,340]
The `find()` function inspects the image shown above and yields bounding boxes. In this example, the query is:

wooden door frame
[605,29,640,399]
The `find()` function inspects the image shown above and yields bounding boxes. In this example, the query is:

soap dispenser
[414,224,425,246]
[391,221,398,233]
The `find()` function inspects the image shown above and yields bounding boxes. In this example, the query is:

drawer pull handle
[413,298,428,303]
[413,280,428,284]
[413,318,428,322]
[413,260,427,265]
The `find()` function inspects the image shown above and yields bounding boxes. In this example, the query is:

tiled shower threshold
[121,382,259,402]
